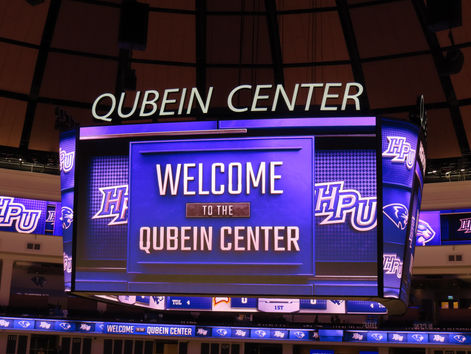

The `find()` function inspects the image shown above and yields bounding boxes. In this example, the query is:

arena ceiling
[0,0,470,182]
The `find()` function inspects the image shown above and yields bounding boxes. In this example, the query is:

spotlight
[441,46,464,75]
[439,31,464,76]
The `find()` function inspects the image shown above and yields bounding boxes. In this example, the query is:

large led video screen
[61,117,424,305]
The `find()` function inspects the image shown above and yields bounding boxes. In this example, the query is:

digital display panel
[65,117,424,308]
[0,196,61,236]
[441,212,471,242]
[381,118,421,301]
[4,315,471,346]
[417,211,441,246]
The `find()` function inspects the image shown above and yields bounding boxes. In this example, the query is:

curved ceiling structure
[0,0,470,181]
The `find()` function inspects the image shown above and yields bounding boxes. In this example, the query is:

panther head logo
[60,207,73,230]
[416,220,436,245]
[383,204,408,230]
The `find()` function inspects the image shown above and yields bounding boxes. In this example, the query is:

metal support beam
[264,0,284,85]
[195,0,207,119]
[336,0,370,112]
[19,0,62,150]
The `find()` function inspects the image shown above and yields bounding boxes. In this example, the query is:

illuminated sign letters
[92,82,364,121]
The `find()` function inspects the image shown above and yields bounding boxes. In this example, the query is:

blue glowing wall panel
[82,155,128,261]
[441,212,471,242]
[381,119,419,299]
[314,150,377,280]
[417,211,441,246]
[346,301,387,314]
[60,130,76,292]
[0,197,61,235]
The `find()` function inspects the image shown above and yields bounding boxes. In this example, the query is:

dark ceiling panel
[363,55,445,109]
[29,103,99,152]
[276,0,336,11]
[0,0,50,45]
[132,63,195,93]
[460,106,471,151]
[39,53,117,103]
[350,1,428,58]
[142,0,195,11]
[133,12,195,62]
[206,15,272,65]
[450,46,471,101]
[51,1,119,57]
[0,98,27,148]
[28,103,60,152]
[206,68,274,108]
[206,0,264,12]
[279,11,349,63]
[0,43,38,94]
[284,65,354,107]
[426,108,462,159]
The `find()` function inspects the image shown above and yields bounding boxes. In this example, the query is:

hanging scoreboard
[60,117,425,313]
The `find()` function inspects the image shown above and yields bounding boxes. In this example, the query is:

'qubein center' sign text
[92,82,364,121]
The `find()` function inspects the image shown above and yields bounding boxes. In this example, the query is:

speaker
[119,1,149,50]
[427,0,462,32]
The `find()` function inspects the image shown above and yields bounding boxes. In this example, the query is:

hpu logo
[370,333,383,341]
[0,197,41,233]
[92,185,128,226]
[60,207,73,230]
[0,320,10,327]
[80,323,92,331]
[254,330,267,337]
[197,328,208,336]
[411,334,425,342]
[216,328,228,336]
[383,204,408,230]
[292,331,305,339]
[234,329,248,337]
[383,254,403,278]
[453,334,467,343]
[46,210,55,222]
[273,331,287,338]
[315,181,377,232]
[59,148,74,173]
[352,333,364,340]
[417,219,436,245]
[432,334,445,343]
[457,217,471,234]
[391,334,404,342]
[18,321,31,328]
[59,323,71,330]
[382,136,416,170]
[39,322,51,329]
